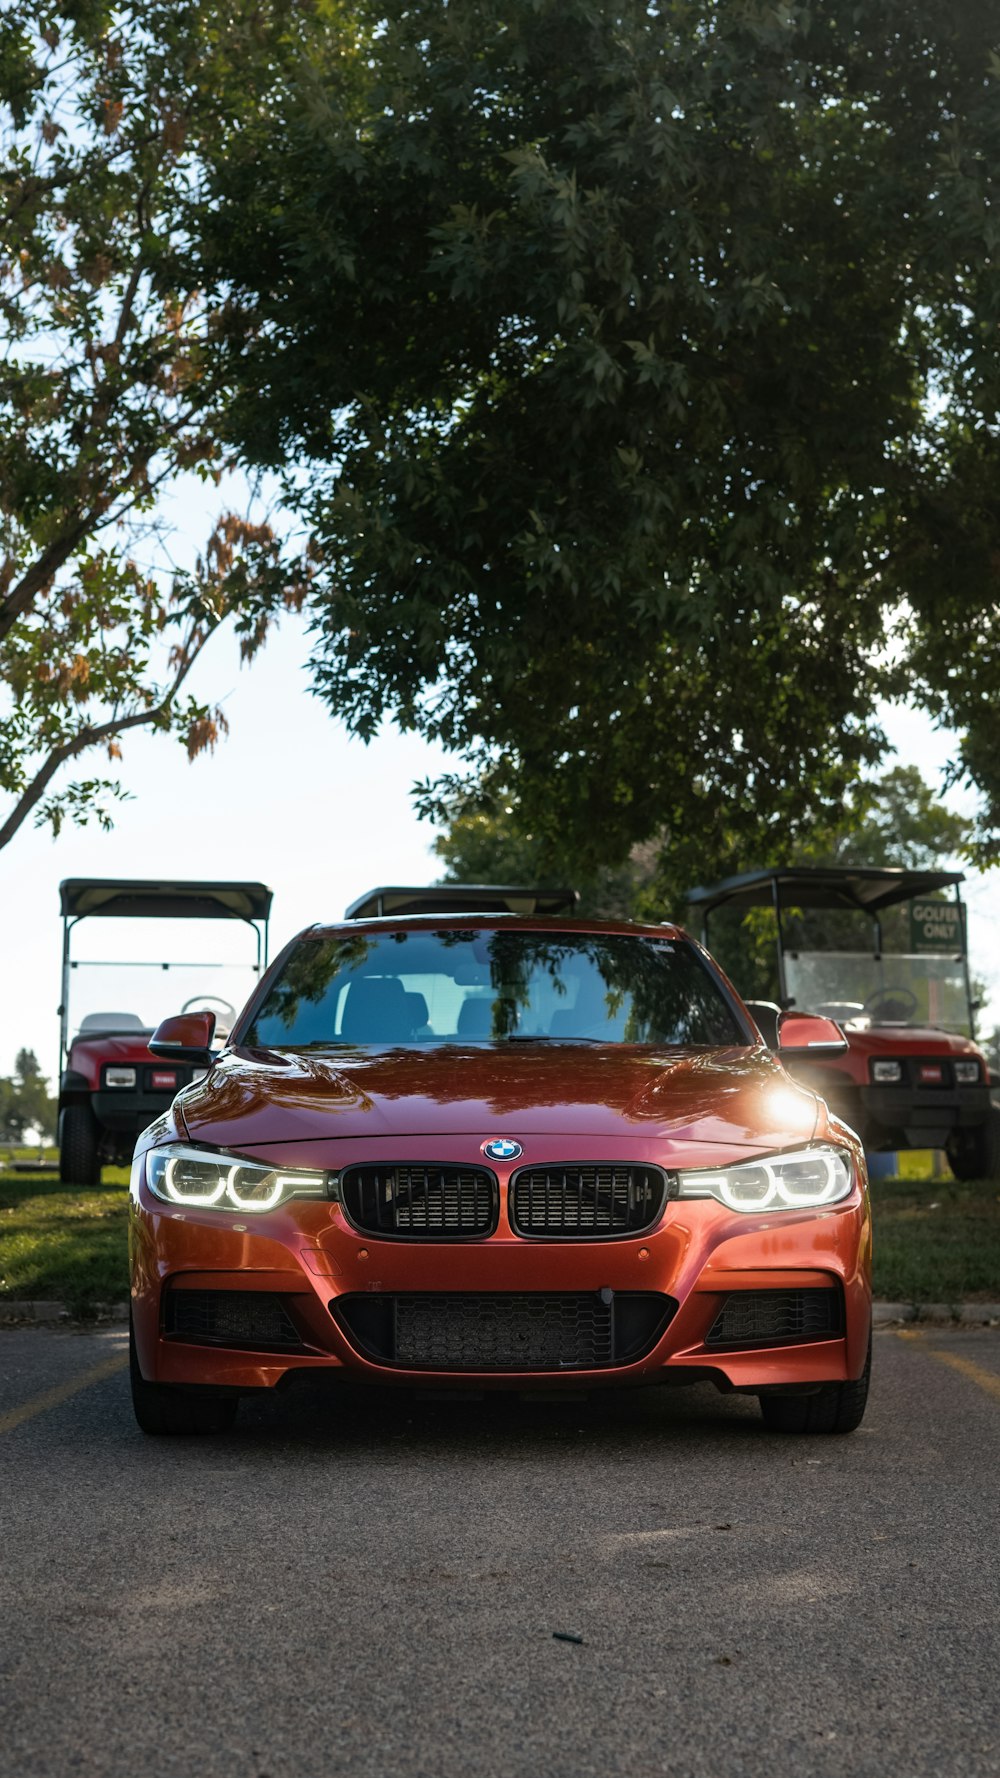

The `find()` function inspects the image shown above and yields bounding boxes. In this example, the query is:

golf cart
[688,866,999,1178]
[58,879,272,1184]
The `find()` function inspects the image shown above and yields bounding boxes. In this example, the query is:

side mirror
[149,1011,217,1064]
[777,1012,848,1056]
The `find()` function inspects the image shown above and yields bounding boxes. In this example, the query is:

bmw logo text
[482,1137,523,1162]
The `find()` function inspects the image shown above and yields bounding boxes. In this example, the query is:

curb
[873,1301,1000,1327]
[0,1300,129,1327]
[1,1300,999,1329]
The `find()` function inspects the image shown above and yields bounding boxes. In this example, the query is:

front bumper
[92,1090,179,1136]
[130,1138,872,1396]
[823,1083,990,1149]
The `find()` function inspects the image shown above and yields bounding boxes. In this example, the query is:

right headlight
[676,1145,854,1213]
[144,1144,329,1213]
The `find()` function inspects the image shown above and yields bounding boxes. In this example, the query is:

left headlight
[676,1145,854,1213]
[145,1144,329,1213]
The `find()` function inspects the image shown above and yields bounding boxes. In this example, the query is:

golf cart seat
[77,1011,149,1035]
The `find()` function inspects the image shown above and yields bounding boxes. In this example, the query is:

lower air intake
[164,1289,303,1349]
[706,1288,843,1348]
[333,1291,675,1370]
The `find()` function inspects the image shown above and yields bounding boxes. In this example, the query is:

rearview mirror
[149,1011,217,1064]
[776,1012,848,1056]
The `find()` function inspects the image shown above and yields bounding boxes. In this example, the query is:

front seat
[77,1012,148,1035]
[340,977,413,1044]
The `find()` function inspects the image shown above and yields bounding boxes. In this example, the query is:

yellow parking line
[0,1353,128,1436]
[921,1349,1000,1406]
[895,1328,1000,1406]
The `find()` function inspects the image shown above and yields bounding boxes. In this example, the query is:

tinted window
[245,929,745,1049]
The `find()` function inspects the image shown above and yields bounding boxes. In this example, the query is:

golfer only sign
[908,897,966,954]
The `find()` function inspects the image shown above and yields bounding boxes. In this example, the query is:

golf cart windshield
[59,879,272,1066]
[784,951,972,1035]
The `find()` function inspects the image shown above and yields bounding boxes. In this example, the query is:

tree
[0,1048,55,1144]
[205,0,1000,871]
[805,768,971,873]
[435,764,971,910]
[0,2,316,854]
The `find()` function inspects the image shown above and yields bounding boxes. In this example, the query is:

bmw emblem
[482,1137,523,1162]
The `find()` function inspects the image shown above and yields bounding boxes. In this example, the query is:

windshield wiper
[501,1034,605,1044]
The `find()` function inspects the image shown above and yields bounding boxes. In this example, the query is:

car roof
[686,865,965,918]
[309,912,688,941]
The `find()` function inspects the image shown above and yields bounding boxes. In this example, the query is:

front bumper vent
[164,1289,303,1350]
[332,1291,675,1371]
[509,1163,666,1237]
[340,1163,498,1238]
[706,1288,843,1348]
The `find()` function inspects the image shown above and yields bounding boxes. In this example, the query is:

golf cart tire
[129,1316,238,1436]
[59,1104,101,1186]
[946,1107,1000,1183]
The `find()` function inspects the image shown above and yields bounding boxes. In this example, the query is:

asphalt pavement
[1,1325,999,1778]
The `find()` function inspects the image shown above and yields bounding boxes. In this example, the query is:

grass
[0,1166,998,1313]
[869,1176,1000,1305]
[0,1168,129,1312]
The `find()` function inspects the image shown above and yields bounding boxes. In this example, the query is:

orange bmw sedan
[128,913,872,1436]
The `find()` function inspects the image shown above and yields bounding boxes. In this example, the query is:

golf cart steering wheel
[862,986,919,1021]
[180,994,237,1025]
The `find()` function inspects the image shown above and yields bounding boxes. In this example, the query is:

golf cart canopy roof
[59,879,273,922]
[687,866,965,920]
[345,884,580,920]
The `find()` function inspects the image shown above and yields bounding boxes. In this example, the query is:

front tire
[758,1328,871,1435]
[129,1315,238,1436]
[59,1104,101,1186]
[947,1107,1000,1182]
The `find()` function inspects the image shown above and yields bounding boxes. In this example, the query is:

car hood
[176,1044,821,1153]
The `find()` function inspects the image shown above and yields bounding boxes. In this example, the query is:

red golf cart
[57,879,271,1184]
[687,866,999,1178]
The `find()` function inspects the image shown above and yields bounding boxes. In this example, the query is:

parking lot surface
[1,1325,999,1778]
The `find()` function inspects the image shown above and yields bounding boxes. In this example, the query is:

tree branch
[0,619,216,854]
[0,404,198,644]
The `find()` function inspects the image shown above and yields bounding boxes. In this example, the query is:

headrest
[340,976,412,1043]
[403,991,430,1029]
[457,997,494,1038]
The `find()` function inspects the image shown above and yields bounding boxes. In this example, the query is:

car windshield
[244,928,746,1049]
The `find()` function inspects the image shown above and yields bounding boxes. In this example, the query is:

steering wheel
[181,995,237,1025]
[862,987,919,1021]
